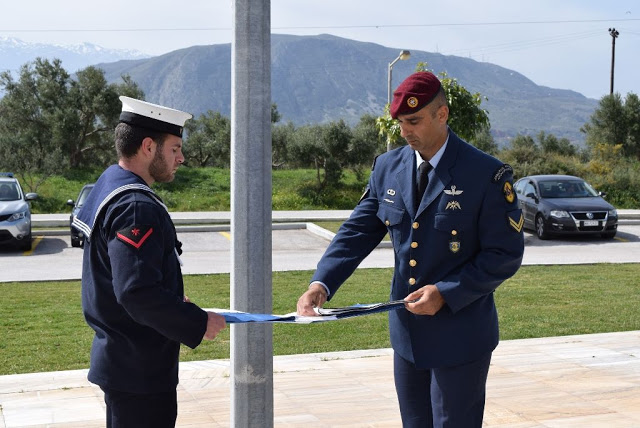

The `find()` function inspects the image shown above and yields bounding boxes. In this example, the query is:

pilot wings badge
[444,185,463,196]
[446,201,462,210]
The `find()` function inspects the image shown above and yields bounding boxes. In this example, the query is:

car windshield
[76,186,94,207]
[0,183,20,201]
[538,180,598,198]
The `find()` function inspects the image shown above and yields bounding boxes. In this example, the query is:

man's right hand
[203,312,226,340]
[296,282,328,316]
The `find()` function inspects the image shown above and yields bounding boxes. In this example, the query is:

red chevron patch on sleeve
[116,225,153,249]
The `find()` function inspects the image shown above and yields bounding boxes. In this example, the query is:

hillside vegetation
[29,159,640,215]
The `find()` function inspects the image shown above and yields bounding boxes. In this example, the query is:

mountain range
[0,36,148,77]
[1,35,599,146]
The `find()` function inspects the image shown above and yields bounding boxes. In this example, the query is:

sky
[3,0,639,99]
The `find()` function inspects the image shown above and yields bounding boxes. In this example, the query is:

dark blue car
[513,175,618,240]
[67,183,94,247]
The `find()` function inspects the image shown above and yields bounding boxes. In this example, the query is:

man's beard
[149,149,174,183]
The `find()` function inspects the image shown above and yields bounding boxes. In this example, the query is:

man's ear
[437,105,449,123]
[140,137,156,158]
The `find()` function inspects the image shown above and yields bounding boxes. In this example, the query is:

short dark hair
[429,87,448,118]
[115,123,168,159]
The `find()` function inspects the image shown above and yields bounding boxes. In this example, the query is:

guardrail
[32,209,640,229]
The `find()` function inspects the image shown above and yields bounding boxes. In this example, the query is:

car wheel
[535,215,549,240]
[601,231,616,240]
[19,234,32,251]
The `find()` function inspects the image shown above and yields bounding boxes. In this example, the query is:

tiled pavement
[1,330,639,427]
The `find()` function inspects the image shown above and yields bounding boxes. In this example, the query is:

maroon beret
[390,72,442,119]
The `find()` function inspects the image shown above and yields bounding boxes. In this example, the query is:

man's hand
[203,312,226,340]
[296,282,328,316]
[405,285,445,315]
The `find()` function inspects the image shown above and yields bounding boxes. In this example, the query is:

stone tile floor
[1,331,638,427]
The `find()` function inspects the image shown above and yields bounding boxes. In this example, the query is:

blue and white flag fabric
[205,300,408,324]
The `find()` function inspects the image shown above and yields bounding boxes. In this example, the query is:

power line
[444,29,603,58]
[274,18,640,30]
[0,18,639,34]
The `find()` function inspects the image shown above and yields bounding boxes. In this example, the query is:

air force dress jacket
[312,130,525,368]
[75,165,207,393]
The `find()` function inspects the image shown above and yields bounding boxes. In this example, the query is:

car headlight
[550,210,570,218]
[609,209,618,217]
[8,211,27,221]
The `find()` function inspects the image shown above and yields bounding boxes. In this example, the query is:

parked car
[67,183,95,247]
[513,174,618,240]
[0,172,38,251]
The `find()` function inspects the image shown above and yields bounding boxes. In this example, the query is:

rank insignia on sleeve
[507,210,524,233]
[117,225,154,249]
[503,181,515,204]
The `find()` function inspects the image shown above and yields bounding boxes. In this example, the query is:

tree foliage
[351,114,384,179]
[582,92,640,159]
[288,121,348,190]
[183,111,231,167]
[473,128,499,156]
[1,58,639,208]
[0,58,142,188]
[437,70,490,142]
[272,121,295,168]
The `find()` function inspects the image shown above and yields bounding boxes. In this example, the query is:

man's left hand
[405,285,445,315]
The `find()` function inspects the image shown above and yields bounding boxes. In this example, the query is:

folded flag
[204,300,409,324]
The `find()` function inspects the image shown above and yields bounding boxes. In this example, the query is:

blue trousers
[393,351,492,428]
[101,387,177,428]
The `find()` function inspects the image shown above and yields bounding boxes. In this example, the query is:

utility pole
[231,1,273,427]
[608,28,619,95]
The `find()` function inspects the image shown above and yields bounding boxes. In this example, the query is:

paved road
[2,223,640,283]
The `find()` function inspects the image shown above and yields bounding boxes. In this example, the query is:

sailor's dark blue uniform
[75,165,207,394]
[311,130,524,426]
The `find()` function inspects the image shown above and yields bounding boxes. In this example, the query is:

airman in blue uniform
[297,72,524,427]
[75,97,226,428]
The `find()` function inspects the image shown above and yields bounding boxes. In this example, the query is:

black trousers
[393,351,492,428]
[101,387,177,428]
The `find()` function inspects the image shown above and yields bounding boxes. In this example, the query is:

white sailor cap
[119,96,193,138]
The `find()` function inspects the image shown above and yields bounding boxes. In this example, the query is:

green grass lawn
[29,167,370,214]
[1,264,639,375]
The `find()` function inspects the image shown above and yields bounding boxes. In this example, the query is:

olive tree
[582,92,640,159]
[288,120,354,191]
[183,111,231,167]
[0,58,143,184]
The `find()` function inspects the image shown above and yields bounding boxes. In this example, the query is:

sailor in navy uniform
[297,72,524,427]
[74,97,225,428]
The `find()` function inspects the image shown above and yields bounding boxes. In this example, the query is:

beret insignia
[117,225,153,249]
[407,97,419,109]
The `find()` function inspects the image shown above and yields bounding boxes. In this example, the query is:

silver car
[0,173,38,251]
